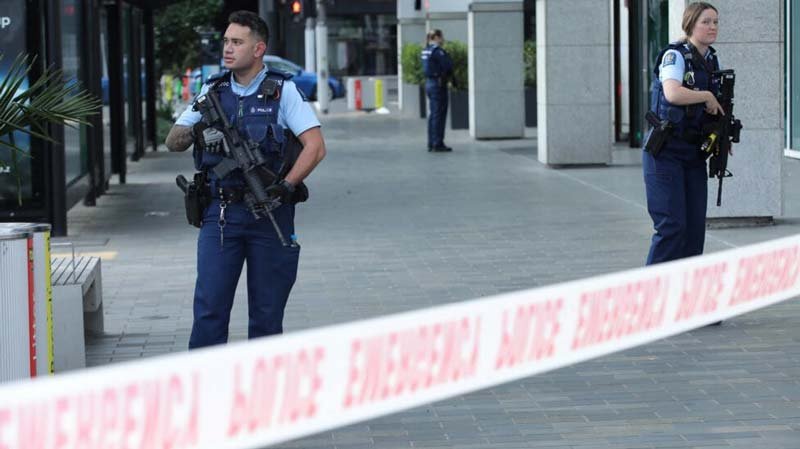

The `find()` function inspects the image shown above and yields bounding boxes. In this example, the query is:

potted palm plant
[442,40,468,130]
[0,53,101,204]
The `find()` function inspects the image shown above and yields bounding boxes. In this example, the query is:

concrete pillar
[304,17,316,72]
[427,0,469,43]
[668,0,687,42]
[398,20,426,116]
[428,13,468,44]
[536,0,611,165]
[701,1,783,218]
[315,0,329,114]
[468,1,524,138]
[397,1,425,117]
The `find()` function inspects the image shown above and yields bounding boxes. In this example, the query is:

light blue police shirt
[175,65,320,136]
[659,45,717,83]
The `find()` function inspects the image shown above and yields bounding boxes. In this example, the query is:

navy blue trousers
[643,151,708,265]
[189,199,300,349]
[426,82,448,148]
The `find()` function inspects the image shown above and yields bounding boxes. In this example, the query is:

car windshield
[265,58,301,74]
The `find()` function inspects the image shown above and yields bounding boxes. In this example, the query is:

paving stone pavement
[59,104,800,449]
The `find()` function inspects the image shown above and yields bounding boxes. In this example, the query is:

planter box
[525,86,537,127]
[450,90,469,130]
[400,82,424,118]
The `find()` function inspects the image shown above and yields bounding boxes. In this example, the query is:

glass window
[99,8,112,182]
[0,0,43,208]
[62,0,86,185]
[326,14,397,77]
[791,3,800,149]
[140,19,146,133]
[123,6,134,157]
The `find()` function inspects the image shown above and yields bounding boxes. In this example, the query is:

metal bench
[50,253,104,372]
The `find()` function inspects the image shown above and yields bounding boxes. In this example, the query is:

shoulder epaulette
[667,41,693,60]
[266,69,294,81]
[666,41,684,50]
[205,70,231,85]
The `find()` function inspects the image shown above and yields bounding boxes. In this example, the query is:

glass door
[788,0,800,157]
[628,0,668,148]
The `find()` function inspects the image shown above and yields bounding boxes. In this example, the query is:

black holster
[176,172,210,228]
[643,111,673,156]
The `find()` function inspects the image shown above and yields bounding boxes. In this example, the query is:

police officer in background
[643,2,724,266]
[421,29,454,152]
[165,11,326,349]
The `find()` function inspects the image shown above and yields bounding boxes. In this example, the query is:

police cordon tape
[2,233,800,449]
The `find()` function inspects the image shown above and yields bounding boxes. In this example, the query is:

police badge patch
[662,52,677,67]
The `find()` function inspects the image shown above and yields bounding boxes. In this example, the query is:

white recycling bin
[0,228,35,382]
[0,223,53,376]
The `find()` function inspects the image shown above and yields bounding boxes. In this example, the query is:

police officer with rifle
[166,11,326,349]
[642,2,741,267]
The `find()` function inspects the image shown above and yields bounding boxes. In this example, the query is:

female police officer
[165,11,325,348]
[421,29,454,152]
[644,2,724,266]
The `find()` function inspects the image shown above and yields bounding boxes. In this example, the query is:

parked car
[263,55,345,101]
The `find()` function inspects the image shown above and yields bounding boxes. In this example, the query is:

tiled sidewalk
[60,108,800,448]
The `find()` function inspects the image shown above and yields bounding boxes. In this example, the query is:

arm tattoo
[165,125,195,152]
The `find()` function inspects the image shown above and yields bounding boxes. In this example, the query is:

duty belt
[209,185,246,203]
[678,129,703,145]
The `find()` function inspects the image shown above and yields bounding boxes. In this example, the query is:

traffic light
[289,0,304,21]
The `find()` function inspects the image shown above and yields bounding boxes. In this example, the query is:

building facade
[2,1,794,233]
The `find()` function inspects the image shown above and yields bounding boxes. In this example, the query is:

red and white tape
[1,233,799,449]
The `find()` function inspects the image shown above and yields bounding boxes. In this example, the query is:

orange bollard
[354,79,362,110]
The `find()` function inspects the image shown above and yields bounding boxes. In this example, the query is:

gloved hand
[266,179,295,204]
[202,127,225,153]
